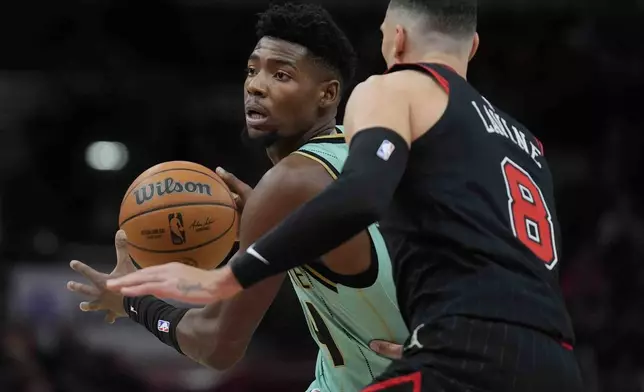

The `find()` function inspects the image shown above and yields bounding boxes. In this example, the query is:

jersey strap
[291,147,340,179]
[291,127,345,179]
[385,62,451,94]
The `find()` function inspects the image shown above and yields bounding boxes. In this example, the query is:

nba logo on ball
[158,320,170,333]
[168,212,187,245]
[377,140,396,161]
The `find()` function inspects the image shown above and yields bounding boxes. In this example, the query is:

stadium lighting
[85,141,129,171]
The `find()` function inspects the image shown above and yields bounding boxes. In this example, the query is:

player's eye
[274,71,292,81]
[245,66,257,77]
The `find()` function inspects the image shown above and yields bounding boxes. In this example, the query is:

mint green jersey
[287,129,409,392]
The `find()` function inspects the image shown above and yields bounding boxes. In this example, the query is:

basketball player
[69,4,409,391]
[108,0,584,391]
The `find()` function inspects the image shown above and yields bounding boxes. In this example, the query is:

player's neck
[266,117,337,164]
[412,53,468,79]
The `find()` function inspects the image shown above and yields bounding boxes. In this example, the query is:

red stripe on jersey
[438,64,457,74]
[362,372,422,392]
[416,64,450,94]
[385,63,450,95]
[535,137,545,155]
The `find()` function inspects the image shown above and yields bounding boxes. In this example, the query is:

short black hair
[255,3,357,90]
[390,0,477,37]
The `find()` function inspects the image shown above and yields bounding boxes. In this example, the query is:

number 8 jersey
[380,63,575,344]
[287,130,409,392]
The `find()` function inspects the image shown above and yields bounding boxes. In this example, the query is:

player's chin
[246,125,275,139]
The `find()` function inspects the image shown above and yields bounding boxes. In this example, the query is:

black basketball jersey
[380,63,575,343]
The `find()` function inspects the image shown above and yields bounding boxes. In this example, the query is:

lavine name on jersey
[472,98,544,169]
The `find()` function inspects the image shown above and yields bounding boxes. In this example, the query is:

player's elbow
[348,190,387,226]
[354,177,391,220]
[200,343,245,370]
[192,332,248,370]
[178,311,248,370]
[360,201,384,224]
[367,193,390,219]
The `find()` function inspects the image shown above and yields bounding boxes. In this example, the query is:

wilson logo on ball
[133,177,213,205]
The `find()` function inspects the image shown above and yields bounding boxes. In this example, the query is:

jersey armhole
[291,150,339,179]
[307,133,345,144]
[291,148,380,289]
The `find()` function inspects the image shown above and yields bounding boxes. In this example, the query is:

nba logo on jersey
[377,140,396,161]
[157,320,170,333]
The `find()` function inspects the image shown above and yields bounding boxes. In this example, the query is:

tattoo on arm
[177,280,206,294]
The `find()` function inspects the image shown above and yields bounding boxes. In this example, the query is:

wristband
[123,296,189,355]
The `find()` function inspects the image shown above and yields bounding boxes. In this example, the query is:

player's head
[244,3,357,147]
[381,0,478,68]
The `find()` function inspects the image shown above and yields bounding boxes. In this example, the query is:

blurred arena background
[1,0,643,391]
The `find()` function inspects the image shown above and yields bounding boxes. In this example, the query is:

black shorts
[363,316,583,392]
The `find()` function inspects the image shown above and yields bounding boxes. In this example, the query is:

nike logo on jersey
[247,244,270,265]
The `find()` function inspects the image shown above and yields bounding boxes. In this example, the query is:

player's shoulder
[254,153,332,201]
[353,74,406,96]
[352,71,441,101]
[345,75,411,117]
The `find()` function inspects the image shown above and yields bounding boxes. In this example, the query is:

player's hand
[106,263,242,305]
[66,230,136,323]
[369,340,403,359]
[216,167,253,212]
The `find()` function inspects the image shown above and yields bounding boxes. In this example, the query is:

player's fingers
[369,340,403,359]
[114,230,130,266]
[106,269,163,290]
[70,260,105,283]
[216,167,252,196]
[104,311,117,324]
[227,192,244,211]
[80,300,104,312]
[215,166,239,188]
[120,283,169,298]
[67,281,101,297]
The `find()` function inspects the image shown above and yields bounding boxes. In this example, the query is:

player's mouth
[245,103,271,128]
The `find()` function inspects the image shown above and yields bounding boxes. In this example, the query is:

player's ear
[319,79,340,109]
[468,33,480,62]
[394,24,407,62]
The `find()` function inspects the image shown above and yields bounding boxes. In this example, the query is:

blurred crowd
[1,1,643,391]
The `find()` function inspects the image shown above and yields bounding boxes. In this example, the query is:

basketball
[119,161,238,270]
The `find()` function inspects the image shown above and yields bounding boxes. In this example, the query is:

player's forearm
[176,307,245,369]
[231,127,409,288]
[176,274,285,367]
[124,297,244,370]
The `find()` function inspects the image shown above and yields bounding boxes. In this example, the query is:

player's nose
[246,73,268,97]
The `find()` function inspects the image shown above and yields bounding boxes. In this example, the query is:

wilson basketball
[119,161,238,270]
